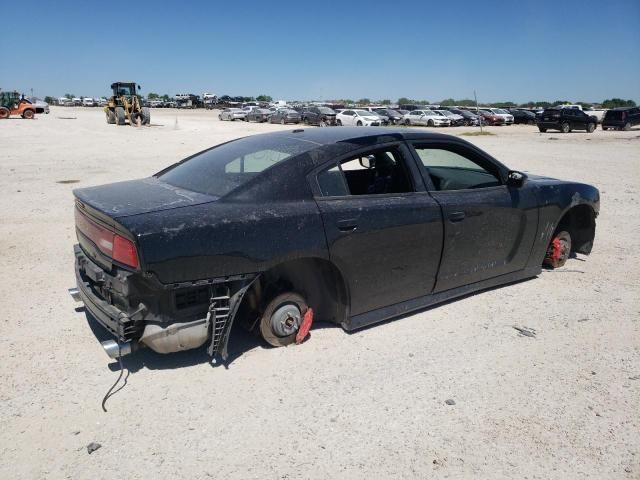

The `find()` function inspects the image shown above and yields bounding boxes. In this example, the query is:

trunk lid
[73,177,218,219]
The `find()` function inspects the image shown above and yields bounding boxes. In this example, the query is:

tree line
[41,93,636,109]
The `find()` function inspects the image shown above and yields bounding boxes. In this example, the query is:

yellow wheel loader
[105,82,150,126]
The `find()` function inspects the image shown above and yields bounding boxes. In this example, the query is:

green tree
[551,100,571,107]
[397,97,412,105]
[357,98,371,105]
[602,98,636,108]
[44,96,55,104]
[456,99,476,107]
[381,99,391,105]
[64,93,74,99]
[147,92,160,100]
[440,98,456,106]
[256,95,273,102]
[161,94,170,101]
[494,101,516,108]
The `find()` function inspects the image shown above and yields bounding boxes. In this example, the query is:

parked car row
[206,102,640,134]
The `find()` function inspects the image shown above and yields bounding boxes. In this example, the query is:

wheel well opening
[557,204,596,254]
[237,258,349,331]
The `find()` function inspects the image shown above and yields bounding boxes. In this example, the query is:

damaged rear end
[71,179,253,360]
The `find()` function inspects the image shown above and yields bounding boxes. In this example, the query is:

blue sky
[4,0,639,103]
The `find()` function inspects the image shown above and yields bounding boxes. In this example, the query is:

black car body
[71,128,599,361]
[537,108,598,133]
[509,109,537,125]
[448,108,480,126]
[269,109,301,124]
[245,108,272,123]
[302,106,337,126]
[602,107,640,131]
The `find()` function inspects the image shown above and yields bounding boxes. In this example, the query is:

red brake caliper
[544,237,562,268]
[296,307,314,344]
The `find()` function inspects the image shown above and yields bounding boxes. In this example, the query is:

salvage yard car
[70,128,599,361]
[302,106,337,126]
[537,108,597,133]
[336,109,383,127]
[402,109,450,127]
[218,108,247,121]
[269,108,301,124]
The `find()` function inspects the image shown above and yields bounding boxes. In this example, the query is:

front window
[158,135,317,197]
[413,146,502,191]
[116,84,135,96]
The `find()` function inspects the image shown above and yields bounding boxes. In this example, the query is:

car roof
[243,127,454,147]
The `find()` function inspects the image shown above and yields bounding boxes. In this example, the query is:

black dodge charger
[70,128,599,360]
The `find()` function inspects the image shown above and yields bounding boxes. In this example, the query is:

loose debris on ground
[512,325,537,338]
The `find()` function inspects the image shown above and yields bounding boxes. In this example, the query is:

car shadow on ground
[82,310,339,373]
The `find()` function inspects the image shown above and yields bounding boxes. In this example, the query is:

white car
[435,109,464,126]
[32,99,50,114]
[480,108,514,125]
[336,109,382,126]
[402,109,451,127]
[218,108,247,121]
[82,98,95,107]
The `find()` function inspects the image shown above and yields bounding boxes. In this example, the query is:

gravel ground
[1,107,638,479]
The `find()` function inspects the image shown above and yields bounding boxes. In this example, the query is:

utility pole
[474,90,483,133]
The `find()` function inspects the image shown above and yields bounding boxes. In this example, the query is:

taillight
[113,235,139,269]
[75,208,139,269]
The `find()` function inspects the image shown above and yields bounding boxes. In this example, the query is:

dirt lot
[1,107,638,479]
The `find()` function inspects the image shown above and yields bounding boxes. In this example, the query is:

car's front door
[408,141,539,292]
[411,111,424,125]
[342,110,355,126]
[312,142,444,316]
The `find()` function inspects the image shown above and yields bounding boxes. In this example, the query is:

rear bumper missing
[73,244,256,360]
[74,244,142,342]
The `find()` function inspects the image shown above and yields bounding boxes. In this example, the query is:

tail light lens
[113,235,140,269]
[75,208,139,269]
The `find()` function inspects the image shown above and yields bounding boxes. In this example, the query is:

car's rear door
[407,140,539,292]
[311,142,443,317]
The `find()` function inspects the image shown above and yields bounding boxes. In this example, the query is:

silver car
[219,108,247,121]
[32,99,50,114]
[402,110,450,127]
[270,109,301,124]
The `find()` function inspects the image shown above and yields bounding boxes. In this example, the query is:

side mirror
[137,85,141,90]
[359,156,375,169]
[506,170,527,188]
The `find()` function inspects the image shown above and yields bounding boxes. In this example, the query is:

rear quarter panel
[118,200,328,284]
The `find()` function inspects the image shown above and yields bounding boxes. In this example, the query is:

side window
[414,146,502,191]
[317,147,415,197]
[225,149,290,173]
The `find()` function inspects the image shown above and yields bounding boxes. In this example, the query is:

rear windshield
[158,135,316,197]
[604,110,624,120]
[318,107,335,114]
